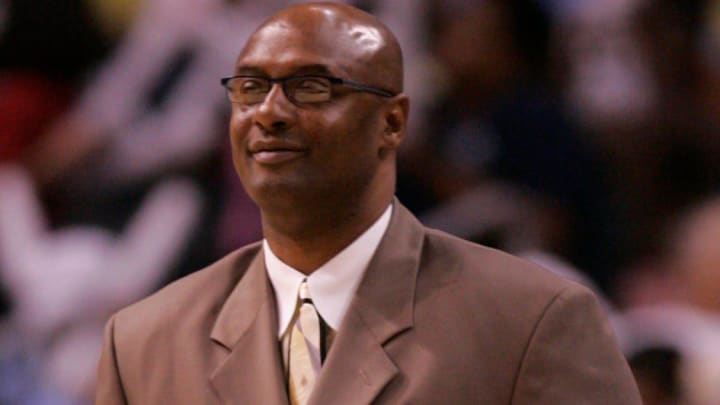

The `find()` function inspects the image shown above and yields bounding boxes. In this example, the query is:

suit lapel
[309,200,425,405]
[209,251,288,405]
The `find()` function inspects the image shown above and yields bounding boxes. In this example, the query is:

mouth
[248,141,308,165]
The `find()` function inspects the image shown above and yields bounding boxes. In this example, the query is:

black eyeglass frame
[220,74,396,104]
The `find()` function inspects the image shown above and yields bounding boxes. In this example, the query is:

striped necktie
[288,280,321,405]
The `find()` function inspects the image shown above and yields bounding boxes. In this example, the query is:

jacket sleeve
[95,315,129,405]
[510,285,642,404]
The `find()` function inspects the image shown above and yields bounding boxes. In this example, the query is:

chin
[248,178,318,207]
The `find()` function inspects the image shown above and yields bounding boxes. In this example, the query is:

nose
[253,83,297,134]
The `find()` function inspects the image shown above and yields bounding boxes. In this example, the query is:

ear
[380,94,409,151]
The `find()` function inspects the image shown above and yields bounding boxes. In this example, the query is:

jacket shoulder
[420,227,579,300]
[414,228,640,403]
[112,242,262,339]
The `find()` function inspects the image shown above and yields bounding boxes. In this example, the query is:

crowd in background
[1,0,720,403]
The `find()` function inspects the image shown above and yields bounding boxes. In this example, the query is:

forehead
[235,17,385,78]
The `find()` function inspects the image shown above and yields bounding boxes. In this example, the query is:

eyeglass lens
[226,76,333,104]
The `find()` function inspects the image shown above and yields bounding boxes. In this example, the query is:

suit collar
[209,250,289,405]
[309,198,425,404]
[349,198,423,343]
[210,248,268,348]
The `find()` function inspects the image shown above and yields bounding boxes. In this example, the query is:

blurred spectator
[398,0,617,291]
[557,0,720,282]
[668,195,720,313]
[618,305,720,405]
[0,165,201,402]
[616,193,720,309]
[628,348,681,405]
[614,193,720,402]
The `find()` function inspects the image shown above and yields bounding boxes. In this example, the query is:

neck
[261,193,392,274]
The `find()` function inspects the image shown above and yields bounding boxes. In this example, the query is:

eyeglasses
[220,74,396,105]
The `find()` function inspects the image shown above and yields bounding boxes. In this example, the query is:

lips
[248,140,308,165]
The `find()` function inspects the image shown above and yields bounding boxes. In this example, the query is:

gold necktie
[288,281,321,405]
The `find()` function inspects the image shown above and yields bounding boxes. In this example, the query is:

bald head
[239,2,404,93]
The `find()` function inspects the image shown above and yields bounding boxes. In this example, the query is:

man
[96,2,642,404]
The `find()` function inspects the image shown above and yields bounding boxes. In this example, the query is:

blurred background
[1,0,720,403]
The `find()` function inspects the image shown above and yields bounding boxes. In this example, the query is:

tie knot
[298,280,311,301]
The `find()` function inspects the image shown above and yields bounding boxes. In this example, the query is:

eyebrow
[233,64,336,77]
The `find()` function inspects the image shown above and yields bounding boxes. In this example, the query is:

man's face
[229,20,388,211]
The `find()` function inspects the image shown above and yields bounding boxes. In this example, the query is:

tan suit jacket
[96,200,641,404]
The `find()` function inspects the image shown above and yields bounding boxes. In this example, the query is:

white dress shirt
[264,204,392,338]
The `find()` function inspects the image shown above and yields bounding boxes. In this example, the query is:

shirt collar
[264,204,392,337]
